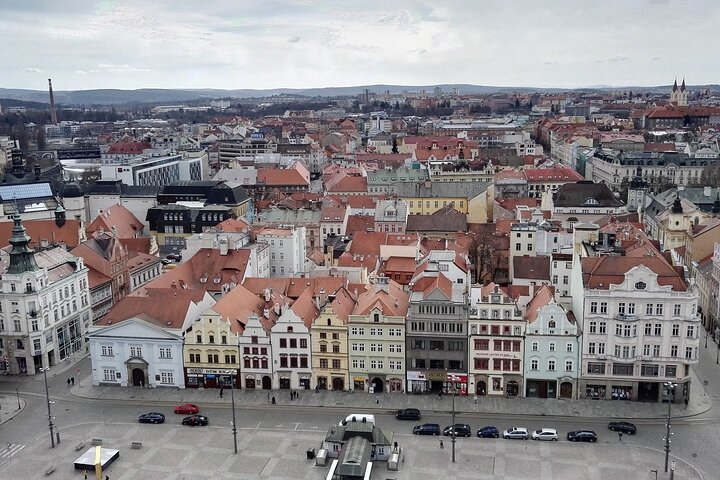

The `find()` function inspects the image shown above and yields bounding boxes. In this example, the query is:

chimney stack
[48,78,58,125]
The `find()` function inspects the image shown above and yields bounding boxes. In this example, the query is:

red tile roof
[87,204,144,239]
[581,255,687,291]
[327,175,368,193]
[412,273,453,299]
[524,285,555,323]
[106,140,150,154]
[352,279,409,316]
[0,218,83,249]
[96,288,210,328]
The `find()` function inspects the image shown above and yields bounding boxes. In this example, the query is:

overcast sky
[2,0,718,91]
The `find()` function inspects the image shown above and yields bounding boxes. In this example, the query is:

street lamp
[670,460,676,480]
[663,381,677,473]
[40,367,56,448]
[15,388,20,410]
[447,373,458,463]
[230,372,238,454]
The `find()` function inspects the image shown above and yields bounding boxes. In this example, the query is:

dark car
[413,423,441,436]
[182,415,209,426]
[166,253,182,261]
[477,426,500,438]
[138,412,165,424]
[443,424,472,437]
[608,421,637,434]
[396,408,421,420]
[567,430,597,442]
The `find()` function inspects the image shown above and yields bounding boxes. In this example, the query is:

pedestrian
[685,397,689,408]
[393,441,398,452]
[71,377,75,385]
[271,396,276,405]
[105,475,109,480]
[440,440,444,449]
[219,386,224,399]
[618,431,623,442]
[375,393,379,404]
[473,395,478,404]
[67,378,71,387]
[315,386,319,394]
[290,392,293,401]
[83,470,88,480]
[296,392,300,400]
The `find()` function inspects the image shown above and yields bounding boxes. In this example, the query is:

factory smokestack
[48,78,58,125]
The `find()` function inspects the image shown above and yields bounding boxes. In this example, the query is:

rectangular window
[590,302,598,314]
[160,372,174,384]
[685,347,694,359]
[332,359,341,369]
[600,303,608,314]
[646,303,653,315]
[531,359,538,370]
[672,324,680,336]
[548,360,555,371]
[655,304,664,315]
[599,322,606,334]
[102,369,116,381]
[566,343,573,352]
[565,360,573,372]
[589,321,597,333]
[671,345,678,357]
[588,342,596,354]
[686,326,695,338]
[674,304,681,316]
[549,342,555,352]
[654,324,662,336]
[612,363,634,375]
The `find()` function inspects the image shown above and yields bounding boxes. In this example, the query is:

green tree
[391,137,398,154]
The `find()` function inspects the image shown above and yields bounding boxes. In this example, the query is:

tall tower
[670,77,688,107]
[48,78,58,125]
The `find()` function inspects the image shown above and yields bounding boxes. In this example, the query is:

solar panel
[0,183,54,201]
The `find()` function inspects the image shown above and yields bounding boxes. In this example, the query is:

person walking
[71,377,75,385]
[271,396,276,405]
[219,386,224,399]
[618,431,623,442]
[67,379,71,387]
[439,440,444,449]
[83,470,88,480]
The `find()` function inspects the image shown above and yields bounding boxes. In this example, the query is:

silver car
[532,428,558,441]
[503,427,529,440]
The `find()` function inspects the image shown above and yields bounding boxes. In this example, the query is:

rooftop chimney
[48,78,58,125]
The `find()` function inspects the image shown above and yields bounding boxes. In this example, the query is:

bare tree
[468,227,503,284]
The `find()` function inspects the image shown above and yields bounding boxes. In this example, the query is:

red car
[174,403,199,414]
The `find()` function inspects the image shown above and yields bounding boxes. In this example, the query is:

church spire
[7,213,40,274]
[680,77,686,92]
[673,78,678,92]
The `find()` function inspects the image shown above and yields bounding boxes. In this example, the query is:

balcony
[615,314,638,322]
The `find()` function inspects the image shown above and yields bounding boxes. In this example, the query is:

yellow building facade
[311,292,354,391]
[182,311,242,389]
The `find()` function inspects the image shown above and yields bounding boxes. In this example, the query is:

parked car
[182,415,208,426]
[567,430,598,442]
[174,403,199,414]
[161,259,172,265]
[608,421,637,434]
[477,426,500,438]
[443,424,472,437]
[502,427,529,440]
[531,428,558,441]
[138,412,165,424]
[166,253,182,261]
[396,408,421,420]
[413,423,441,436]
[339,414,375,426]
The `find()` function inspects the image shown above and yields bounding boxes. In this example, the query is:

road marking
[0,444,25,459]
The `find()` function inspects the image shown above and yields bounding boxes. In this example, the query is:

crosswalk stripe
[0,444,26,459]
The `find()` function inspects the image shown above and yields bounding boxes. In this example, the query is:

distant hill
[1,83,718,106]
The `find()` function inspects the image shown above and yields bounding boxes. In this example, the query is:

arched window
[548,320,556,329]
[492,310,499,318]
[287,326,294,333]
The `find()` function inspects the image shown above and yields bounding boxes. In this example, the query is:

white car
[503,427,529,440]
[531,428,558,441]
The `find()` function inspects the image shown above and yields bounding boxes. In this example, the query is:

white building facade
[0,216,91,375]
[256,226,307,277]
[87,317,185,388]
[574,258,700,403]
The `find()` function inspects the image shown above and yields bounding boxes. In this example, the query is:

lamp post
[40,367,56,448]
[15,388,20,410]
[230,373,238,454]
[663,381,677,473]
[448,373,458,463]
[670,460,676,480]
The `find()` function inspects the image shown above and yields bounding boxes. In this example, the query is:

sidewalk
[0,392,26,427]
[70,366,713,420]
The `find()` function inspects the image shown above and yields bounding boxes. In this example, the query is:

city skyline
[1,0,719,91]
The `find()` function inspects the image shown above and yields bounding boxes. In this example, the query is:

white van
[339,414,375,426]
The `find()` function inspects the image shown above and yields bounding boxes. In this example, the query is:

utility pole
[664,382,676,473]
[41,367,55,448]
[16,388,20,410]
[230,373,238,454]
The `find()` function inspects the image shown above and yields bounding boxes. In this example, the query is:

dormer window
[548,320,556,329]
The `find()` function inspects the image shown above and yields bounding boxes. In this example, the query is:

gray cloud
[0,0,718,90]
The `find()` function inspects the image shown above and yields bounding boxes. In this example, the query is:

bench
[91,438,102,446]
[74,442,86,451]
[130,442,143,449]
[44,465,55,475]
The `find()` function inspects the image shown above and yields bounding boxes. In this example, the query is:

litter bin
[388,453,400,471]
[315,449,328,466]
[306,448,316,460]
